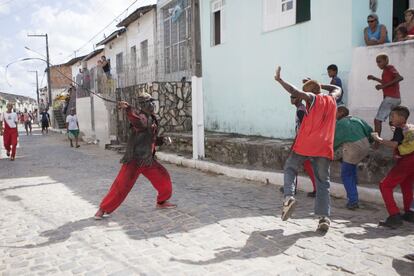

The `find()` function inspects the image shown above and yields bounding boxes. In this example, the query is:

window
[211,0,225,46]
[163,0,191,74]
[263,0,310,32]
[131,46,137,70]
[140,40,148,67]
[116,52,124,74]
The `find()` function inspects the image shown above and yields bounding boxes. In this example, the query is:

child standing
[327,64,344,105]
[66,108,80,148]
[334,106,373,210]
[0,103,19,161]
[372,106,414,228]
[367,53,403,137]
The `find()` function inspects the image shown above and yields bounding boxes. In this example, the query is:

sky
[0,0,156,99]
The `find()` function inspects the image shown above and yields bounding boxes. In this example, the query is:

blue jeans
[284,152,331,217]
[341,162,359,205]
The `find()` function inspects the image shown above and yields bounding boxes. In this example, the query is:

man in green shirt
[334,106,373,210]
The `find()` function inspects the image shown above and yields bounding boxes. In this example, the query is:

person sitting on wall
[364,14,390,46]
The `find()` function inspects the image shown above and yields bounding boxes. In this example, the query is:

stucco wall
[200,0,392,138]
[348,40,414,138]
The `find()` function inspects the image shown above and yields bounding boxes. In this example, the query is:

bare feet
[94,209,105,220]
[156,201,177,209]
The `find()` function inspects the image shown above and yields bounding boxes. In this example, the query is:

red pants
[3,126,18,158]
[304,160,316,191]
[100,160,172,213]
[380,154,414,216]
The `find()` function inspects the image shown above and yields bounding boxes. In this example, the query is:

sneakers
[402,210,414,223]
[307,191,316,198]
[281,197,296,221]
[379,214,403,229]
[156,201,177,209]
[317,217,331,232]
[346,202,360,210]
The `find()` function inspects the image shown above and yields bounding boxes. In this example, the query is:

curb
[157,152,403,206]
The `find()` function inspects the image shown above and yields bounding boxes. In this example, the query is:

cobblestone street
[0,127,413,276]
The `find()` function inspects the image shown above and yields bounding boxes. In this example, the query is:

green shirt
[334,116,373,151]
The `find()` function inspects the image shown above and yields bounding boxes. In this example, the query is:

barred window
[163,0,191,74]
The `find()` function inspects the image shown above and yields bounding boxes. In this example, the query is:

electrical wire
[66,0,140,59]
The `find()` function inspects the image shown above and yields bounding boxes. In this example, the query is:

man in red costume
[94,93,175,219]
[0,102,19,161]
[274,67,342,232]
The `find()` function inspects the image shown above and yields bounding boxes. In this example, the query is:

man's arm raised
[321,84,342,101]
[274,66,313,102]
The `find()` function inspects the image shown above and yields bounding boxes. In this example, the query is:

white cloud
[0,0,156,98]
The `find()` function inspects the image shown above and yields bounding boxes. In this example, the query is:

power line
[66,0,140,59]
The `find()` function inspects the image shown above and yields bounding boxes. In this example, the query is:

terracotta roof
[116,4,156,28]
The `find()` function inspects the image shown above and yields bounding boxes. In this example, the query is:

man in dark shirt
[94,93,175,220]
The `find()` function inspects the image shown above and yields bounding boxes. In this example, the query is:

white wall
[348,40,414,138]
[93,96,111,148]
[76,97,93,138]
[103,33,127,87]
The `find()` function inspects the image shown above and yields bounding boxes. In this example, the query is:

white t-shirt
[66,114,79,130]
[1,112,18,128]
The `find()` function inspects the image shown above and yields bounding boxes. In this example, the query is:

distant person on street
[364,14,390,46]
[0,102,19,161]
[372,106,414,229]
[66,108,80,148]
[22,108,33,135]
[367,53,403,139]
[334,106,373,210]
[40,109,50,135]
[94,93,175,220]
[39,99,46,117]
[274,66,342,232]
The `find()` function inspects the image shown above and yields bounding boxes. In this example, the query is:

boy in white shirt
[0,103,19,160]
[66,108,80,148]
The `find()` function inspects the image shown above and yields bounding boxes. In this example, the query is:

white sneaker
[281,197,296,221]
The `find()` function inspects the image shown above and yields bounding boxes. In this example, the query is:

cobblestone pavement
[0,126,413,276]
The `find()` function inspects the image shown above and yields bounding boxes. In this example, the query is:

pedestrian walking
[22,108,33,135]
[94,93,176,220]
[39,109,50,135]
[274,66,342,232]
[0,102,19,161]
[66,108,80,148]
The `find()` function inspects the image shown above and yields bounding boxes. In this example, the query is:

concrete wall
[76,97,92,138]
[200,0,392,138]
[348,40,414,138]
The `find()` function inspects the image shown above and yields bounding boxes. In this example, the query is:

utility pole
[28,70,39,119]
[27,34,51,108]
[191,0,205,159]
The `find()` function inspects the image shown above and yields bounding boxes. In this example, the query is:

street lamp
[27,34,51,108]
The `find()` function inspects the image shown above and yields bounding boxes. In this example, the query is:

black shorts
[41,121,49,129]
